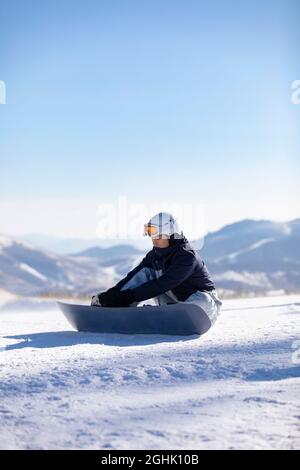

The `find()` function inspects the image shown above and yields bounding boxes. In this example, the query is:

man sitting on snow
[91,212,222,327]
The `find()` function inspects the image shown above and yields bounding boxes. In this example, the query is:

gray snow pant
[120,267,223,326]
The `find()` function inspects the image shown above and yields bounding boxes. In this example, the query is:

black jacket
[115,235,215,302]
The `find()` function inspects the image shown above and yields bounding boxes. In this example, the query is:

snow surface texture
[0,295,299,450]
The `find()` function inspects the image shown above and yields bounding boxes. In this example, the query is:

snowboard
[57,301,211,336]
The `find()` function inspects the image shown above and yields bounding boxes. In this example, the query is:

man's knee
[120,267,156,290]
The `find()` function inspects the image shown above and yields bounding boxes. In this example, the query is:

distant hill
[1,217,300,300]
[73,244,143,260]
[198,218,300,293]
[72,244,145,278]
[0,234,142,297]
[19,233,148,253]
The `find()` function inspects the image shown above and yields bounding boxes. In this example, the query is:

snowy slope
[0,295,299,450]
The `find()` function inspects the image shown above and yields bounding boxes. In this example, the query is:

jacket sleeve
[131,252,196,302]
[113,254,151,291]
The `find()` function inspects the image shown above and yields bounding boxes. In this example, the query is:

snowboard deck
[57,301,211,336]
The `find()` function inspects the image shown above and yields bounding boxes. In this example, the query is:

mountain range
[0,235,143,298]
[0,218,299,301]
[199,218,300,293]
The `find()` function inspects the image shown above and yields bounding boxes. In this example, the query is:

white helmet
[144,212,181,238]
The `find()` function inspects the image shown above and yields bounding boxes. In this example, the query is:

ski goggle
[143,224,159,237]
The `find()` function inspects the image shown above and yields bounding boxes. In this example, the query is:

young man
[91,212,222,327]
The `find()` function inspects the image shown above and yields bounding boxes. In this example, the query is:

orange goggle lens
[143,224,159,237]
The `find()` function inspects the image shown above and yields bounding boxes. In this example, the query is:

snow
[215,238,274,262]
[227,238,274,260]
[0,294,299,450]
[19,263,48,282]
[214,270,272,288]
[0,234,37,253]
[0,288,18,308]
[0,234,13,252]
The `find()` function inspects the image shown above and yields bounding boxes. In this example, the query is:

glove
[91,286,119,307]
[98,289,135,308]
[91,295,101,307]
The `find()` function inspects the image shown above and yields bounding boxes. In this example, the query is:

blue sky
[0,0,299,241]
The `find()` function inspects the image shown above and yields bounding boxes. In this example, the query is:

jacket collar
[153,235,189,258]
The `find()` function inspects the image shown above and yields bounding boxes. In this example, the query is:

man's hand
[98,289,135,307]
[91,294,101,307]
[91,286,119,307]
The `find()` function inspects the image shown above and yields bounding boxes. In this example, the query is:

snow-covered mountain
[0,234,143,297]
[72,244,144,278]
[73,244,142,259]
[1,217,299,299]
[198,218,300,293]
[20,233,148,253]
